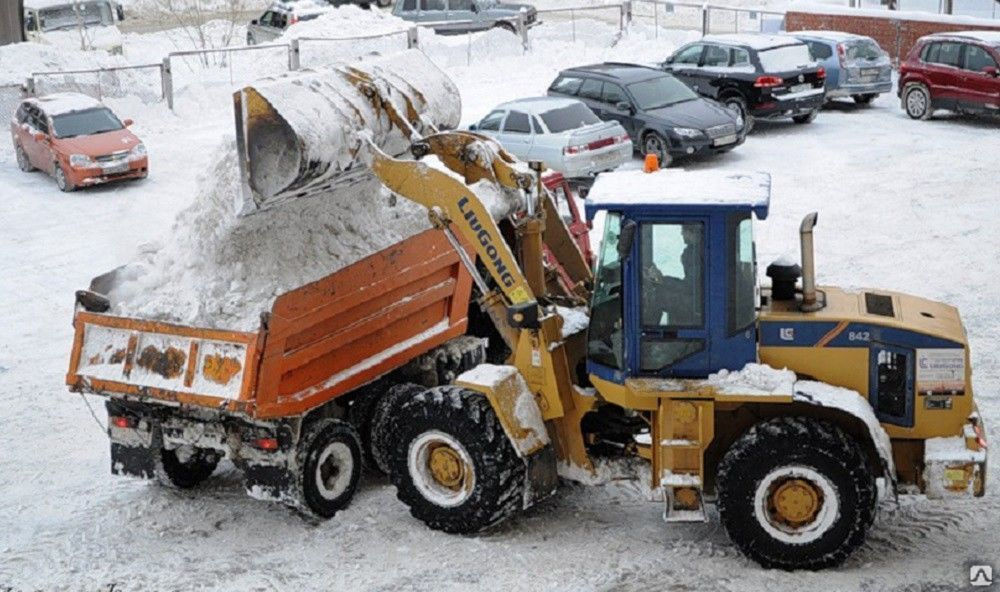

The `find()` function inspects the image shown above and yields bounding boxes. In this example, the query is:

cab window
[728,215,756,333]
[502,110,531,134]
[601,83,625,104]
[587,213,625,370]
[703,44,729,67]
[732,47,751,66]
[420,0,446,10]
[578,78,603,101]
[549,75,584,96]
[672,44,704,65]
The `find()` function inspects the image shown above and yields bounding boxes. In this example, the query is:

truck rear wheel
[296,419,362,518]
[389,386,524,534]
[156,447,220,489]
[369,382,424,474]
[717,416,876,570]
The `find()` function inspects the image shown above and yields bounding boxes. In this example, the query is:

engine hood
[645,98,737,130]
[55,128,140,157]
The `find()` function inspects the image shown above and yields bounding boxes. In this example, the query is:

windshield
[587,212,625,370]
[845,39,883,61]
[38,1,113,31]
[626,75,697,110]
[51,107,123,138]
[757,44,813,72]
[539,102,600,133]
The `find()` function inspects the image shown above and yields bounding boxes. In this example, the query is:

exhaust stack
[799,212,822,312]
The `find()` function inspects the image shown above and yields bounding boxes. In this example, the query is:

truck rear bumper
[923,429,988,499]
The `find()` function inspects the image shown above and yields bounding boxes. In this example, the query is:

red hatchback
[899,31,1000,120]
[11,93,148,191]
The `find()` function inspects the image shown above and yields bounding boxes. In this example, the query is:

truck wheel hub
[770,478,821,525]
[408,430,476,507]
[753,465,839,544]
[429,445,464,489]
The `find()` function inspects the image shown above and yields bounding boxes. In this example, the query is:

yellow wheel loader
[234,51,987,570]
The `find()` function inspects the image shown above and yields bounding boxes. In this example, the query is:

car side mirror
[983,66,999,77]
[617,219,637,260]
[123,118,134,127]
[468,122,478,130]
[615,101,633,113]
[251,18,258,25]
[471,3,479,12]
[33,132,46,142]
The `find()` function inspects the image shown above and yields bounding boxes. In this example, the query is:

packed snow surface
[29,91,104,115]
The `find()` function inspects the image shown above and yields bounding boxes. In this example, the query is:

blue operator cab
[583,169,771,384]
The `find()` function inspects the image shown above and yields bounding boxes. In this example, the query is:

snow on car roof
[585,170,771,218]
[270,0,332,13]
[493,96,582,114]
[928,30,1000,46]
[787,30,870,42]
[29,92,104,115]
[24,0,111,9]
[702,33,802,50]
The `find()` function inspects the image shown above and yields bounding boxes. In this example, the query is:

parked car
[662,34,826,131]
[898,31,1000,120]
[390,0,538,35]
[247,0,340,45]
[11,93,148,192]
[790,31,892,105]
[470,97,632,178]
[23,0,124,54]
[546,63,745,166]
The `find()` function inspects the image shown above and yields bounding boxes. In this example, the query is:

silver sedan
[470,97,632,179]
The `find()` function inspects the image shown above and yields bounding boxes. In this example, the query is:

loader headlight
[69,154,95,168]
[673,127,703,139]
[128,142,147,162]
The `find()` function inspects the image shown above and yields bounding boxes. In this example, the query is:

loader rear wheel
[717,416,876,570]
[296,419,363,519]
[157,446,220,489]
[389,386,524,534]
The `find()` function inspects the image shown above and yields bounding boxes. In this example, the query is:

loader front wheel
[157,446,220,489]
[296,419,363,519]
[389,386,524,534]
[717,416,876,570]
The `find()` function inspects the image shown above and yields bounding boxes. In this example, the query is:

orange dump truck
[66,229,485,517]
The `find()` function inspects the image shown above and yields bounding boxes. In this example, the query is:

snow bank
[706,363,796,396]
[556,305,589,338]
[106,146,432,330]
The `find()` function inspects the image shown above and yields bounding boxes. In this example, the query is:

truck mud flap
[523,445,558,509]
[245,462,296,505]
[110,442,156,479]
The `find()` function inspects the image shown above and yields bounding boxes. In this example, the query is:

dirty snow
[555,305,588,338]
[1,6,1000,592]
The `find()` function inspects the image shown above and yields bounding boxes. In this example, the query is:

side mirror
[468,122,478,130]
[123,118,134,127]
[471,3,479,12]
[251,18,258,25]
[33,132,46,142]
[615,101,632,113]
[983,66,999,77]
[617,219,637,260]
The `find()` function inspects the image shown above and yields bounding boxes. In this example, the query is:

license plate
[102,162,128,174]
[713,134,737,146]
[858,75,877,83]
[594,151,619,164]
[862,68,880,76]
[790,83,812,94]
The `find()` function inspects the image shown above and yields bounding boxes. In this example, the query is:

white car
[470,97,632,179]
[247,0,334,45]
[23,0,124,54]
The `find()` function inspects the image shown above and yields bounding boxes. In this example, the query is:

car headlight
[69,154,95,168]
[673,127,703,138]
[128,142,147,161]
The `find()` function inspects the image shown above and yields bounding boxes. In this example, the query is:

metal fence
[162,43,293,109]
[291,28,418,70]
[535,3,632,41]
[27,63,167,104]
[631,0,786,35]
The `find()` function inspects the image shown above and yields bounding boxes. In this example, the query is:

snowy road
[1,20,999,592]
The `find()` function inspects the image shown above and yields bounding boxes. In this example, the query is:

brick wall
[786,10,1000,61]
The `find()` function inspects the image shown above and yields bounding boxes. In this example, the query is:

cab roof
[585,169,771,220]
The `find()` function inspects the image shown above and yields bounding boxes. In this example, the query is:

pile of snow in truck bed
[106,148,432,331]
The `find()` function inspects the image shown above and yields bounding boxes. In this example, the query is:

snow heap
[705,363,796,396]
[106,146,432,331]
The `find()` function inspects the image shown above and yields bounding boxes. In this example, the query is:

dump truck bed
[67,229,474,419]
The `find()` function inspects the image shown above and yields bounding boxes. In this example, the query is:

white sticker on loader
[916,349,965,396]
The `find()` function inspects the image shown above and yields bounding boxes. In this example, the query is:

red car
[899,31,1000,120]
[11,93,148,191]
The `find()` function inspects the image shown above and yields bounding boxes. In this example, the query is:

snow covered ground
[1,13,999,592]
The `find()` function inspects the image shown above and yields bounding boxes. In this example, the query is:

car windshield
[37,1,113,31]
[845,39,883,60]
[757,44,813,72]
[51,107,123,138]
[626,75,697,110]
[539,102,600,133]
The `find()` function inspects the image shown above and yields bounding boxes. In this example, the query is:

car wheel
[54,164,75,192]
[15,145,34,172]
[641,132,671,168]
[493,21,516,34]
[904,84,932,120]
[723,95,754,134]
[295,419,363,518]
[792,110,818,124]
[852,93,876,106]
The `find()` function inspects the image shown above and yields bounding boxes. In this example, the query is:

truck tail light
[110,416,134,429]
[254,437,279,450]
[754,75,783,88]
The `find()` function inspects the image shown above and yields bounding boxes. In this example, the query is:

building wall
[786,10,1000,61]
[0,0,26,45]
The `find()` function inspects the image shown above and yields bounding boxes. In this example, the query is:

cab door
[627,218,712,378]
[869,344,914,428]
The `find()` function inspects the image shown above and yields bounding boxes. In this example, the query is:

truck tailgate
[67,314,261,411]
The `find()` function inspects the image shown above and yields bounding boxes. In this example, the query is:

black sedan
[547,63,746,167]
[662,34,827,132]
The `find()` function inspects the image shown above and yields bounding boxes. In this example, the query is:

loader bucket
[234,49,460,215]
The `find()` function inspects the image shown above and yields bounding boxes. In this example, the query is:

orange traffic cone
[643,153,659,173]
